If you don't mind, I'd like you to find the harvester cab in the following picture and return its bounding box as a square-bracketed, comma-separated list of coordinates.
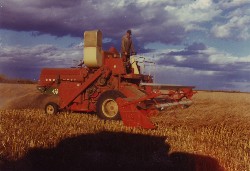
[37, 30, 196, 129]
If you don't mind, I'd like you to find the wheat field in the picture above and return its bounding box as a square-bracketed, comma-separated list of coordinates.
[0, 83, 249, 171]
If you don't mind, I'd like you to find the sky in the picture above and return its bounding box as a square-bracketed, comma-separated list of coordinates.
[0, 0, 250, 92]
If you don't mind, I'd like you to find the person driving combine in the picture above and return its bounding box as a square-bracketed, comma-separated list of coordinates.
[121, 29, 136, 62]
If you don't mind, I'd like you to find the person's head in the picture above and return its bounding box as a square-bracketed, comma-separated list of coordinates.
[126, 30, 132, 37]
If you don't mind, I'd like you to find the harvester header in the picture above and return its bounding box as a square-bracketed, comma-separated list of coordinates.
[37, 30, 196, 129]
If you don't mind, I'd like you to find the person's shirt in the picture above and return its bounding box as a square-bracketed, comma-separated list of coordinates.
[121, 35, 135, 54]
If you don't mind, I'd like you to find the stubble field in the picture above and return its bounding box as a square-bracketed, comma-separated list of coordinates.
[0, 83, 249, 171]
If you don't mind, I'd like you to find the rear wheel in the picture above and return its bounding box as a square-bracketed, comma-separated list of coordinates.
[96, 90, 125, 120]
[45, 102, 59, 115]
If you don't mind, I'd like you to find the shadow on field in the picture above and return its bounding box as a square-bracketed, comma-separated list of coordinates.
[3, 131, 224, 171]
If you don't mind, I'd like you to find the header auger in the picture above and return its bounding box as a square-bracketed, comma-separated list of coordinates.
[37, 30, 196, 129]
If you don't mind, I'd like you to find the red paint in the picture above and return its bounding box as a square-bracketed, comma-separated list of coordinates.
[38, 47, 196, 129]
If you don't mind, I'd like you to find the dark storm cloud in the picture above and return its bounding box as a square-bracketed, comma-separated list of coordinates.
[0, 44, 82, 79]
[154, 42, 250, 91]
[32, 0, 82, 8]
[1, 0, 250, 91]
[157, 42, 250, 72]
[0, 0, 185, 46]
[157, 42, 212, 70]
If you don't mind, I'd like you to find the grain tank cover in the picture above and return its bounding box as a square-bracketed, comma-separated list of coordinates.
[83, 30, 103, 67]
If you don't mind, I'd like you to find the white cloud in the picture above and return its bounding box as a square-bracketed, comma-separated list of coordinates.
[211, 4, 250, 40]
[0, 44, 82, 66]
[164, 0, 221, 31]
[219, 0, 250, 8]
[211, 13, 250, 40]
[201, 46, 250, 65]
[174, 55, 186, 62]
[211, 24, 230, 38]
[193, 70, 217, 76]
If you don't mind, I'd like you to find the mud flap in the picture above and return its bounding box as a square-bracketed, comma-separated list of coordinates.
[116, 97, 155, 129]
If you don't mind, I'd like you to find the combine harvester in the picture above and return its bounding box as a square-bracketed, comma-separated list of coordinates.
[37, 30, 195, 129]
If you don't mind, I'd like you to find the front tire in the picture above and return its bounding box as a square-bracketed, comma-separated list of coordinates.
[45, 102, 59, 115]
[96, 90, 125, 120]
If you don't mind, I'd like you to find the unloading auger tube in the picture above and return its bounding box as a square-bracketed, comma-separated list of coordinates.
[37, 29, 196, 129]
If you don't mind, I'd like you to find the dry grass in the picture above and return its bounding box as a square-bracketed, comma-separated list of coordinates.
[0, 84, 250, 171]
[152, 91, 250, 171]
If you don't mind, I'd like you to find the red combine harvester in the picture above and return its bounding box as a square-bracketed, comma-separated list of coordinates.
[37, 30, 196, 129]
